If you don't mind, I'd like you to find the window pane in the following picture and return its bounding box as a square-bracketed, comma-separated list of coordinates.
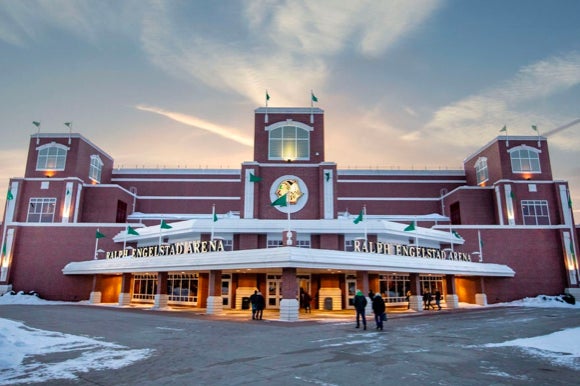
[270, 128, 282, 138]
[269, 140, 281, 158]
[296, 141, 309, 158]
[296, 128, 309, 139]
[282, 126, 296, 139]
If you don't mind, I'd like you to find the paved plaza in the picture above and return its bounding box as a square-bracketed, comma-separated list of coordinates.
[1, 304, 579, 385]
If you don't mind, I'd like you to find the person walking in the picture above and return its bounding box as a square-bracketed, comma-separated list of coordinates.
[249, 290, 258, 320]
[255, 291, 265, 320]
[303, 291, 312, 313]
[354, 290, 367, 330]
[435, 290, 442, 311]
[372, 293, 386, 330]
[406, 290, 412, 310]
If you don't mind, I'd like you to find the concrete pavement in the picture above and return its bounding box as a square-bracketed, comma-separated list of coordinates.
[1, 304, 579, 385]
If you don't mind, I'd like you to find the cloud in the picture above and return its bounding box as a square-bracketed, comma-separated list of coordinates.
[0, 1, 142, 46]
[135, 105, 253, 147]
[139, 1, 443, 104]
[424, 52, 580, 147]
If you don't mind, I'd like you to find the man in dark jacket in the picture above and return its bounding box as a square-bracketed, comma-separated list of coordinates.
[354, 290, 367, 330]
[255, 291, 265, 320]
[372, 293, 386, 330]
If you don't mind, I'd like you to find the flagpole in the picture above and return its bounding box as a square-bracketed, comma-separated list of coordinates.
[363, 205, 368, 241]
[65, 122, 72, 144]
[310, 90, 314, 124]
[449, 229, 454, 252]
[286, 209, 293, 246]
[478, 230, 483, 262]
[500, 125, 508, 147]
[414, 217, 418, 247]
[265, 90, 269, 123]
[33, 121, 41, 144]
[211, 204, 216, 240]
[532, 125, 541, 147]
[123, 224, 128, 253]
[94, 229, 100, 259]
[159, 221, 163, 248]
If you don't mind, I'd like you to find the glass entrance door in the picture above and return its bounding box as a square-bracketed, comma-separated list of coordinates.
[267, 275, 282, 308]
[221, 274, 232, 308]
[345, 274, 357, 309]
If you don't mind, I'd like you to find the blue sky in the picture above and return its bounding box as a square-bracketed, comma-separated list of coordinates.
[1, 0, 580, 214]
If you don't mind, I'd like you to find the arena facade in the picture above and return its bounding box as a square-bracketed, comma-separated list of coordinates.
[1, 106, 578, 321]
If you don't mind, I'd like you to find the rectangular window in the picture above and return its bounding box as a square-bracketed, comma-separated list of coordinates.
[36, 146, 67, 170]
[89, 156, 103, 183]
[475, 157, 488, 185]
[268, 238, 310, 248]
[521, 200, 550, 225]
[27, 198, 56, 223]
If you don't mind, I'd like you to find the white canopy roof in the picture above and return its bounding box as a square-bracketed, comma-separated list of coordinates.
[63, 247, 514, 277]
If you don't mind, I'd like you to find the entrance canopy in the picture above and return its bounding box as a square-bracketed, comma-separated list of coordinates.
[62, 247, 515, 277]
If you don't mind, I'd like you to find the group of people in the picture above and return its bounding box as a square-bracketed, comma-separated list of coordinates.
[354, 290, 387, 331]
[422, 289, 442, 310]
[249, 290, 265, 320]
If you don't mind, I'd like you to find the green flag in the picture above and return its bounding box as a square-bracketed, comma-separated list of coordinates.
[510, 191, 515, 200]
[266, 91, 270, 101]
[65, 122, 72, 128]
[96, 230, 106, 239]
[570, 240, 575, 258]
[452, 230, 461, 239]
[160, 220, 172, 229]
[568, 195, 573, 209]
[249, 173, 262, 182]
[33, 121, 41, 127]
[6, 189, 13, 201]
[271, 194, 288, 207]
[127, 226, 140, 236]
[213, 212, 218, 222]
[531, 125, 538, 132]
[66, 189, 71, 196]
[311, 92, 318, 102]
[2, 243, 6, 256]
[325, 172, 330, 182]
[499, 125, 507, 133]
[353, 210, 363, 224]
[404, 221, 416, 232]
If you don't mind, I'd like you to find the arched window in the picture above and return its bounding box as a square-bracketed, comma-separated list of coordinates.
[267, 121, 312, 161]
[509, 146, 541, 173]
[36, 142, 68, 170]
[89, 155, 103, 183]
[474, 157, 488, 185]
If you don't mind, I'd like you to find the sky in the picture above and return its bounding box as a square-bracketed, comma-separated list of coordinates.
[1, 1, 580, 216]
[0, 293, 579, 383]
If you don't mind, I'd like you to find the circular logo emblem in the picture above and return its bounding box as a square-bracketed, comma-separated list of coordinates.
[270, 175, 308, 213]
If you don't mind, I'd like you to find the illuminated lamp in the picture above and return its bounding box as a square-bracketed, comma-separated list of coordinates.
[44, 171, 55, 178]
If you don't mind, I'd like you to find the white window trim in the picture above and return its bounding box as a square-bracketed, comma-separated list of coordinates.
[89, 154, 104, 183]
[474, 157, 488, 185]
[35, 142, 70, 171]
[508, 145, 542, 174]
[266, 120, 313, 161]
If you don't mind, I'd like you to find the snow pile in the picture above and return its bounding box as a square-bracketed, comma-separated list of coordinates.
[497, 294, 577, 308]
[0, 291, 61, 305]
[485, 327, 580, 370]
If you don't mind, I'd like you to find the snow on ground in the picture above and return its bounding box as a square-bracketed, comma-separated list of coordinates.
[0, 292, 153, 385]
[0, 291, 579, 383]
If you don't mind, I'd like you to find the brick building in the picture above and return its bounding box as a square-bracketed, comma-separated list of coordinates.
[1, 106, 578, 321]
